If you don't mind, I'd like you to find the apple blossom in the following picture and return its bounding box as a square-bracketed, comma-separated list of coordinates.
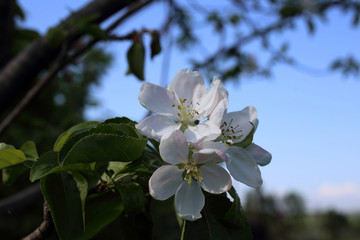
[149, 130, 232, 221]
[136, 69, 228, 143]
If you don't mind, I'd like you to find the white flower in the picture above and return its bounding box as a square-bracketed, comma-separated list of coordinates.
[149, 130, 232, 221]
[194, 106, 271, 188]
[136, 69, 228, 143]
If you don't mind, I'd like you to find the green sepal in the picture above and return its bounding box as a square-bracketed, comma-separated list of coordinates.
[232, 122, 255, 148]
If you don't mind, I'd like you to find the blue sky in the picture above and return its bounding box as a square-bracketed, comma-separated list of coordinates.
[18, 0, 360, 212]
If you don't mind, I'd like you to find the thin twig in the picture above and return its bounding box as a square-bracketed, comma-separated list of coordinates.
[0, 0, 153, 136]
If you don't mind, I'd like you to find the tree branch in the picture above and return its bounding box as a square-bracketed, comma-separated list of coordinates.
[0, 0, 153, 135]
[0, 0, 141, 112]
[22, 200, 53, 240]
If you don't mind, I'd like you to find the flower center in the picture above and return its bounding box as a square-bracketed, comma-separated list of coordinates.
[183, 159, 202, 186]
[172, 98, 200, 126]
[220, 118, 243, 141]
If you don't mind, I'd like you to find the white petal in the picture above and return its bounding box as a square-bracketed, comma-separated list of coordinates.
[199, 164, 232, 194]
[136, 115, 180, 139]
[192, 149, 225, 164]
[168, 69, 206, 103]
[209, 98, 228, 127]
[245, 143, 272, 166]
[221, 106, 258, 143]
[138, 82, 178, 118]
[226, 146, 262, 188]
[149, 165, 184, 200]
[198, 77, 228, 119]
[175, 181, 204, 221]
[160, 130, 188, 164]
[184, 120, 221, 143]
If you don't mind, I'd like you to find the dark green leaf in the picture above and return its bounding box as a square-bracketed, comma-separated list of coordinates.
[53, 121, 100, 152]
[63, 134, 147, 165]
[58, 124, 121, 163]
[30, 151, 59, 182]
[2, 164, 27, 186]
[184, 190, 252, 240]
[71, 171, 88, 229]
[77, 192, 124, 240]
[127, 42, 145, 80]
[116, 182, 145, 213]
[41, 172, 84, 240]
[103, 117, 137, 125]
[224, 187, 253, 238]
[20, 141, 38, 160]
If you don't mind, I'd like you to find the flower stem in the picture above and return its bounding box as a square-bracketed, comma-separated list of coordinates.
[181, 220, 186, 240]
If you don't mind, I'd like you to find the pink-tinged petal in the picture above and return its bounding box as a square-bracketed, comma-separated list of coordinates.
[149, 165, 184, 200]
[136, 115, 180, 139]
[175, 181, 204, 221]
[199, 164, 232, 194]
[245, 143, 272, 166]
[220, 106, 258, 143]
[192, 141, 229, 162]
[198, 77, 228, 119]
[226, 146, 262, 188]
[160, 130, 188, 164]
[184, 120, 221, 143]
[192, 149, 225, 164]
[168, 69, 206, 103]
[138, 82, 178, 118]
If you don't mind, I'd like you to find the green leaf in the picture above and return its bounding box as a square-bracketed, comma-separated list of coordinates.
[127, 42, 145, 80]
[224, 187, 253, 238]
[71, 171, 88, 230]
[20, 141, 38, 160]
[2, 164, 28, 186]
[53, 121, 100, 152]
[184, 190, 252, 240]
[116, 182, 144, 213]
[30, 151, 59, 182]
[58, 124, 121, 163]
[63, 134, 147, 166]
[78, 192, 124, 240]
[103, 117, 137, 125]
[41, 172, 84, 240]
[0, 147, 26, 169]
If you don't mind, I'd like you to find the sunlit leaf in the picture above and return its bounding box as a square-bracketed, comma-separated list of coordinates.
[20, 141, 38, 160]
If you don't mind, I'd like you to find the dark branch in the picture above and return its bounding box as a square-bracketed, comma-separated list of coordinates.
[22, 201, 53, 240]
[0, 0, 153, 135]
[0, 0, 137, 112]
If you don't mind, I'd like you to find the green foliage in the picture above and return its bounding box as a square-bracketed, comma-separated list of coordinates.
[127, 41, 146, 80]
[184, 187, 252, 240]
[0, 143, 26, 169]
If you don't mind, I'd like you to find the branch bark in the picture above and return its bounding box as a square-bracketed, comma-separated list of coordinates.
[22, 200, 53, 240]
[0, 0, 136, 112]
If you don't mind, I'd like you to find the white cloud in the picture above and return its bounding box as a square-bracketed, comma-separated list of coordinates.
[318, 182, 360, 198]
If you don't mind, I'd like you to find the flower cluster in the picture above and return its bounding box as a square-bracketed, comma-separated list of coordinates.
[136, 69, 271, 221]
